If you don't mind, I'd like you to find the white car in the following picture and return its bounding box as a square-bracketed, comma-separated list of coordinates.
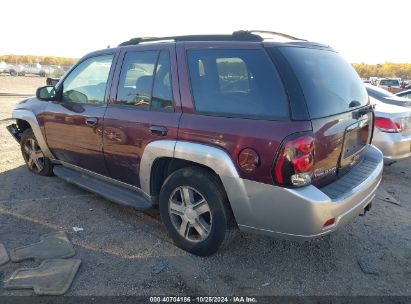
[371, 96, 411, 162]
[0, 61, 11, 74]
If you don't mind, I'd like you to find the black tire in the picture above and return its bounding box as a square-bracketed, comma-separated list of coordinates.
[20, 129, 54, 176]
[159, 166, 236, 256]
[10, 70, 17, 76]
[39, 71, 46, 77]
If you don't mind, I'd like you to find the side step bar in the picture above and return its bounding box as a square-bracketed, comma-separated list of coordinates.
[53, 165, 153, 210]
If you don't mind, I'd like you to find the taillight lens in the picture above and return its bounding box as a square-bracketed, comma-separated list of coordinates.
[374, 117, 401, 133]
[274, 133, 315, 187]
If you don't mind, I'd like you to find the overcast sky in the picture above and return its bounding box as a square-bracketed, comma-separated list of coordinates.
[2, 0, 410, 63]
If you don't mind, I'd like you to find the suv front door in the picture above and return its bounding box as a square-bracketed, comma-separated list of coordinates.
[103, 45, 181, 188]
[43, 53, 116, 175]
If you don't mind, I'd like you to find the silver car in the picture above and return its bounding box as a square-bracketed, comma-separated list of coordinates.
[371, 96, 411, 162]
[366, 83, 411, 108]
[396, 89, 411, 99]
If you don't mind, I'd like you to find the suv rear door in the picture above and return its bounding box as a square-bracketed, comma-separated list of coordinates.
[176, 42, 312, 185]
[103, 44, 181, 187]
[43, 52, 117, 175]
[269, 46, 372, 187]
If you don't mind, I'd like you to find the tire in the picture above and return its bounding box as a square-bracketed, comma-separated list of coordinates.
[39, 71, 46, 77]
[20, 129, 54, 176]
[159, 166, 236, 256]
[10, 70, 17, 76]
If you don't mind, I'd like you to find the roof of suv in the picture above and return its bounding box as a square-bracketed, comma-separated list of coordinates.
[117, 30, 332, 50]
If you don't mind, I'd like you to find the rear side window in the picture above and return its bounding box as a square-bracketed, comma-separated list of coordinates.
[116, 50, 173, 111]
[187, 49, 288, 119]
[276, 47, 368, 119]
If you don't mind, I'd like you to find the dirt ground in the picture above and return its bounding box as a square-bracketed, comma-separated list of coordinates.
[0, 75, 410, 297]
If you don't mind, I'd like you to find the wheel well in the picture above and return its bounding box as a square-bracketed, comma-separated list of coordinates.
[150, 157, 226, 203]
[16, 119, 31, 133]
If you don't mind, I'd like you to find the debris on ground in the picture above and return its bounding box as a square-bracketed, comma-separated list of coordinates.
[10, 231, 75, 262]
[0, 243, 9, 266]
[5, 259, 81, 295]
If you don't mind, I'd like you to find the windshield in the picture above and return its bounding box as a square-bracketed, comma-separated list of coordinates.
[276, 47, 368, 118]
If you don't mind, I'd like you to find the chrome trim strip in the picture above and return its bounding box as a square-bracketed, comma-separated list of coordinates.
[11, 109, 55, 159]
[55, 160, 152, 201]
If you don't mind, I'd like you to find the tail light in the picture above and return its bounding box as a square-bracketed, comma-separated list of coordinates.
[374, 117, 401, 133]
[273, 133, 315, 187]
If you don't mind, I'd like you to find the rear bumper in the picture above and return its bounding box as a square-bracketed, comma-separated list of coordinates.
[227, 145, 383, 240]
[372, 129, 411, 161]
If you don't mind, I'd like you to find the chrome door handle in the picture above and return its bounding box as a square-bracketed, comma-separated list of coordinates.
[149, 125, 168, 136]
[85, 117, 98, 126]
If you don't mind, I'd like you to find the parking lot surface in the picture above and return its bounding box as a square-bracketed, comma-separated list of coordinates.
[0, 76, 410, 296]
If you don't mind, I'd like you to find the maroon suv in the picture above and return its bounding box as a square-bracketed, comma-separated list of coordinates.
[7, 31, 383, 256]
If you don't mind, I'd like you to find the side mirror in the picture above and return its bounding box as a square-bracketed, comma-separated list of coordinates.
[36, 86, 57, 101]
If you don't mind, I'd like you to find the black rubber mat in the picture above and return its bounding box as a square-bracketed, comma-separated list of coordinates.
[0, 243, 9, 266]
[5, 259, 81, 295]
[10, 231, 75, 262]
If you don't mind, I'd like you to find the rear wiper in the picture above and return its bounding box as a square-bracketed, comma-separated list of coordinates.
[352, 104, 375, 119]
[349, 100, 361, 108]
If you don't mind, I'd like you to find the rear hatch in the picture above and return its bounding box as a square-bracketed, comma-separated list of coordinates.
[274, 46, 372, 187]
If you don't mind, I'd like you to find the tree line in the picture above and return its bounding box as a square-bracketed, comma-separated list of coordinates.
[0, 55, 78, 67]
[2, 55, 411, 80]
[352, 63, 411, 80]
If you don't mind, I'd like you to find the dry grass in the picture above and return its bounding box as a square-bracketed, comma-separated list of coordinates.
[0, 75, 46, 95]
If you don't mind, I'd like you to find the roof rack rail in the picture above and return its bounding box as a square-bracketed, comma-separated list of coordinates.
[118, 30, 303, 46]
[246, 30, 307, 41]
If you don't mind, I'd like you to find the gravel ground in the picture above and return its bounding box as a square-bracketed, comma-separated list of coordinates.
[0, 75, 410, 296]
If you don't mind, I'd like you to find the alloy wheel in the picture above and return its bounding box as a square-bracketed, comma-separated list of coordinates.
[22, 138, 45, 173]
[168, 186, 212, 242]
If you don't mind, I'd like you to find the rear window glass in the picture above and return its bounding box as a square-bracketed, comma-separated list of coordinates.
[187, 49, 289, 120]
[379, 79, 400, 87]
[277, 47, 368, 118]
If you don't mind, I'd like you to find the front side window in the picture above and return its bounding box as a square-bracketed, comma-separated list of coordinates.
[116, 50, 173, 111]
[62, 55, 114, 104]
[151, 51, 173, 111]
[187, 49, 289, 119]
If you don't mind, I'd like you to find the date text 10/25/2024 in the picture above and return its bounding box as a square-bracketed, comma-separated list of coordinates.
[149, 296, 257, 303]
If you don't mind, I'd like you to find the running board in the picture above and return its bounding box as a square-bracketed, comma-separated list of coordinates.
[53, 165, 153, 210]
